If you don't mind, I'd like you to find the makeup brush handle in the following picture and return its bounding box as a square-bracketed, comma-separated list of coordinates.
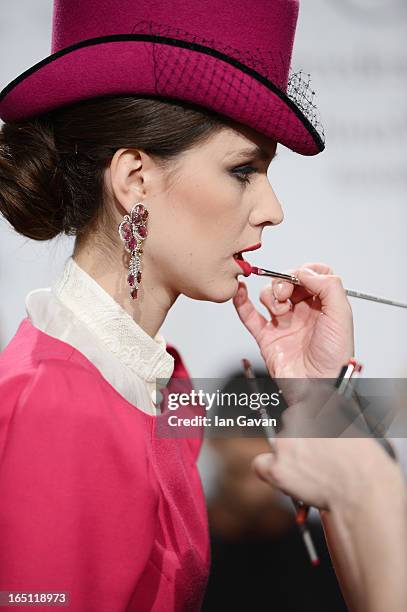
[256, 268, 407, 309]
[345, 289, 407, 309]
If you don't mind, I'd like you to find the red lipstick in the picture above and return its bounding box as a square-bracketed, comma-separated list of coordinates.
[234, 259, 252, 276]
[233, 242, 261, 276]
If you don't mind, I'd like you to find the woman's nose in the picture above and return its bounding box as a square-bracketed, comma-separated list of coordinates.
[249, 183, 284, 227]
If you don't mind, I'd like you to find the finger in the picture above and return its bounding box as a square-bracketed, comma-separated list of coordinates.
[251, 452, 277, 484]
[259, 283, 293, 317]
[272, 279, 294, 302]
[288, 284, 320, 307]
[300, 262, 334, 275]
[296, 268, 349, 314]
[269, 275, 318, 307]
[273, 264, 335, 307]
[232, 281, 269, 340]
[271, 263, 333, 303]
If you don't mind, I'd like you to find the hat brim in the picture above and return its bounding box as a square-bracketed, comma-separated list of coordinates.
[0, 35, 324, 156]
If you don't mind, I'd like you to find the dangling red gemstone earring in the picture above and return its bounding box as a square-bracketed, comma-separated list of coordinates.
[118, 202, 149, 299]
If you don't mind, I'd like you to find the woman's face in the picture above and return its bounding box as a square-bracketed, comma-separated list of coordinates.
[109, 123, 283, 304]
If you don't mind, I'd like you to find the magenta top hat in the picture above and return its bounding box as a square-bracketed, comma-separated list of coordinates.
[0, 0, 325, 156]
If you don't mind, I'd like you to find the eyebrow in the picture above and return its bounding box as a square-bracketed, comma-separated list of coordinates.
[230, 144, 278, 163]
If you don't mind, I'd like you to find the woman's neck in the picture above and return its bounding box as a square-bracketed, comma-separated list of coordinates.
[72, 245, 176, 340]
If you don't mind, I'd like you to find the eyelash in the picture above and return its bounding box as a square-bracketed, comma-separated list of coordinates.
[231, 164, 258, 185]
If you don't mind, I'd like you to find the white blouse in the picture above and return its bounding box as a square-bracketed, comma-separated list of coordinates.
[24, 256, 175, 416]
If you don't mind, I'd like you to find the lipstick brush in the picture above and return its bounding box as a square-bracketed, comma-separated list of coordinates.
[249, 265, 407, 310]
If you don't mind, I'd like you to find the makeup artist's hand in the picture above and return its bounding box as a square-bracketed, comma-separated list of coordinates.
[251, 437, 399, 510]
[232, 263, 354, 382]
[253, 438, 407, 612]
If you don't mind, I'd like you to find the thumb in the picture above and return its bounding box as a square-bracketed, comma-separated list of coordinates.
[232, 281, 268, 340]
[252, 452, 276, 483]
[296, 267, 348, 314]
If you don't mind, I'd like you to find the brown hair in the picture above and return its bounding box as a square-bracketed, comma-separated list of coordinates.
[0, 96, 225, 242]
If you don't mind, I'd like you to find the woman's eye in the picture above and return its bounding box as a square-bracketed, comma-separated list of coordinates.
[230, 165, 258, 185]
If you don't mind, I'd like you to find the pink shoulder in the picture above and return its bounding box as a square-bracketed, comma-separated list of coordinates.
[0, 357, 150, 455]
[0, 358, 155, 500]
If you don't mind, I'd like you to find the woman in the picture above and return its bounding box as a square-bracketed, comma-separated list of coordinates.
[0, 1, 353, 610]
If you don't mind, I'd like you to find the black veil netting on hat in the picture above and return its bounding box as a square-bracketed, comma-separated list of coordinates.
[131, 20, 325, 150]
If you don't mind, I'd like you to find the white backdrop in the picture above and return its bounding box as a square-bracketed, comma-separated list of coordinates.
[1, 0, 406, 377]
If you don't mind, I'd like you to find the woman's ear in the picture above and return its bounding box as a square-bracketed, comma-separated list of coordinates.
[107, 148, 145, 215]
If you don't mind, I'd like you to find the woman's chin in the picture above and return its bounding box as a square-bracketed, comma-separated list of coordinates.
[217, 276, 242, 301]
[183, 277, 239, 303]
[209, 278, 240, 303]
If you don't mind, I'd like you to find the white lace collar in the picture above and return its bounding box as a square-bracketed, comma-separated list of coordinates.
[49, 256, 175, 383]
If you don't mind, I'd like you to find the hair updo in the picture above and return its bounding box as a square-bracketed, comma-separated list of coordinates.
[0, 97, 225, 242]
